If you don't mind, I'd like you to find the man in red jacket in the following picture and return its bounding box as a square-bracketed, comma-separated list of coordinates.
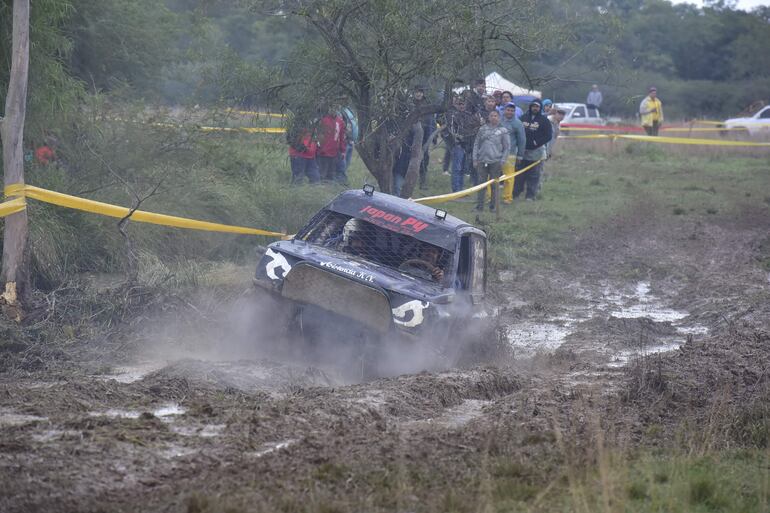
[287, 124, 320, 185]
[317, 109, 347, 183]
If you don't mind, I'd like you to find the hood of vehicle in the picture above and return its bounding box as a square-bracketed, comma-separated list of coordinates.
[256, 240, 449, 302]
[725, 117, 754, 125]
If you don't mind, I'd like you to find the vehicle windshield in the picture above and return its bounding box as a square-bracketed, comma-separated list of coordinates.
[299, 210, 453, 284]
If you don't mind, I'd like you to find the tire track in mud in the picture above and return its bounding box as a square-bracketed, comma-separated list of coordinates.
[2, 206, 769, 512]
[0, 366, 523, 512]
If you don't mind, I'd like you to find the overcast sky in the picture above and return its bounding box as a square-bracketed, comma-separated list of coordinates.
[671, 0, 769, 9]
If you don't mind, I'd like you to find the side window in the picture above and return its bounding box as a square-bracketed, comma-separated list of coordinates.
[759, 108, 770, 119]
[457, 236, 470, 290]
[469, 234, 486, 301]
[573, 106, 586, 118]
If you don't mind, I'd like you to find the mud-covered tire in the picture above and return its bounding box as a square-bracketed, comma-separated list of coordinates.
[234, 286, 297, 357]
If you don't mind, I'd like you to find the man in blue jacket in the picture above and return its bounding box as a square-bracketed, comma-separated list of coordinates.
[515, 99, 552, 201]
[500, 102, 526, 203]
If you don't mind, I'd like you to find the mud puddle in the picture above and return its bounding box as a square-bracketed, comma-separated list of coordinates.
[0, 410, 48, 427]
[503, 280, 707, 366]
[401, 399, 491, 430]
[89, 403, 186, 420]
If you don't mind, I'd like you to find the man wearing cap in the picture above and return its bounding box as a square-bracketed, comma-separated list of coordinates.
[639, 87, 664, 136]
[586, 84, 603, 109]
[442, 98, 476, 192]
[472, 110, 509, 211]
[542, 99, 553, 117]
[516, 99, 552, 201]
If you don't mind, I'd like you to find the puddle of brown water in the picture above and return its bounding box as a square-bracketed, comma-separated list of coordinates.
[503, 280, 707, 367]
[171, 424, 226, 438]
[89, 403, 186, 420]
[246, 439, 298, 458]
[0, 410, 48, 427]
[402, 399, 490, 430]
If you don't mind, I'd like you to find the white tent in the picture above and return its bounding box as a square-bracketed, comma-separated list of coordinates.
[483, 72, 541, 98]
[453, 71, 541, 98]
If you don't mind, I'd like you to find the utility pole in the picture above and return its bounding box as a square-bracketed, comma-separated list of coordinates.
[1, 0, 31, 321]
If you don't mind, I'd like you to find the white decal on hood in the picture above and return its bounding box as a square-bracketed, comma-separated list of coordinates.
[265, 248, 291, 281]
[392, 300, 429, 328]
[319, 261, 374, 283]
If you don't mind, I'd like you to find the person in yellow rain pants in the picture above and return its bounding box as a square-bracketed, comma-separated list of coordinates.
[487, 102, 526, 203]
[639, 86, 664, 136]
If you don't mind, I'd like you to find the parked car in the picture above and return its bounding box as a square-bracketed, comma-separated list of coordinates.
[252, 186, 490, 374]
[723, 105, 770, 136]
[554, 102, 606, 127]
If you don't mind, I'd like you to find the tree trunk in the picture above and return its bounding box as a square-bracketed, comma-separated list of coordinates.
[399, 122, 424, 199]
[1, 0, 31, 321]
[357, 129, 395, 194]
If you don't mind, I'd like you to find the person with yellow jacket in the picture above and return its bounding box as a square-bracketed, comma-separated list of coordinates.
[639, 87, 664, 136]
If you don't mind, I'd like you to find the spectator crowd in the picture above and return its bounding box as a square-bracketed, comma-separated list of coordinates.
[286, 79, 662, 207]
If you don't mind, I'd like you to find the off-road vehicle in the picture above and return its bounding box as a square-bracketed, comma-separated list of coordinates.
[253, 186, 489, 372]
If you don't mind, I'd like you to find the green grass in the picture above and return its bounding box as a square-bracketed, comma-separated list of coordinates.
[14, 111, 769, 293]
[409, 143, 769, 270]
[560, 450, 770, 513]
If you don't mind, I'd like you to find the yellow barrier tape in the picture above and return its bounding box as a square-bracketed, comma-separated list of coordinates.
[199, 126, 286, 134]
[414, 160, 541, 205]
[225, 108, 285, 118]
[4, 184, 286, 237]
[562, 126, 739, 132]
[560, 134, 770, 147]
[616, 134, 770, 147]
[660, 127, 737, 132]
[0, 197, 27, 218]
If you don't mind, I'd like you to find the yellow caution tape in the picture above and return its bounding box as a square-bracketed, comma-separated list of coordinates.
[414, 160, 541, 205]
[559, 134, 613, 140]
[0, 197, 27, 218]
[562, 126, 742, 132]
[559, 134, 770, 147]
[4, 184, 286, 237]
[199, 126, 286, 134]
[225, 108, 285, 118]
[660, 127, 739, 133]
[616, 134, 770, 146]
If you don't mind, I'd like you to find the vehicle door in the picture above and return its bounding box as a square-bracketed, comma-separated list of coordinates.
[570, 105, 588, 124]
[455, 233, 486, 304]
[586, 106, 601, 123]
[758, 106, 770, 133]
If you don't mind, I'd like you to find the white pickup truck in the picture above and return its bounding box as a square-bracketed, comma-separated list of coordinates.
[724, 105, 770, 136]
[554, 102, 606, 126]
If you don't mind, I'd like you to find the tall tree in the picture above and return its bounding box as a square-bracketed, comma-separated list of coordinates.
[247, 0, 550, 194]
[1, 0, 31, 319]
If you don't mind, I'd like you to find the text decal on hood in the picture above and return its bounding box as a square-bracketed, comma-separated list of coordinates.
[360, 205, 430, 234]
[319, 261, 375, 283]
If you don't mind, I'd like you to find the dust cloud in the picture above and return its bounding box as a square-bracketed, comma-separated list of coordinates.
[107, 286, 504, 388]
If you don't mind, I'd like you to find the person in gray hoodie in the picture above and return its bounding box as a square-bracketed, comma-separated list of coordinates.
[472, 110, 509, 211]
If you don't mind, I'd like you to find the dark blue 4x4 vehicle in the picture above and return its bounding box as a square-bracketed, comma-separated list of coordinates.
[253, 187, 489, 373]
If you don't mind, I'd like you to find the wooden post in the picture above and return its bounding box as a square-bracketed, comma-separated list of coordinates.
[1, 0, 31, 320]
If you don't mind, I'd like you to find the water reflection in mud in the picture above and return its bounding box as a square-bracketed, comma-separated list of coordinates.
[503, 279, 708, 367]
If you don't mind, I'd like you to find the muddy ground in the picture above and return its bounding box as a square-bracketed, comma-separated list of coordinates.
[1, 205, 769, 512]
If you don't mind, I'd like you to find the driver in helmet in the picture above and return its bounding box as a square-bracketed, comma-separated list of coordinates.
[399, 244, 445, 282]
[345, 232, 366, 257]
